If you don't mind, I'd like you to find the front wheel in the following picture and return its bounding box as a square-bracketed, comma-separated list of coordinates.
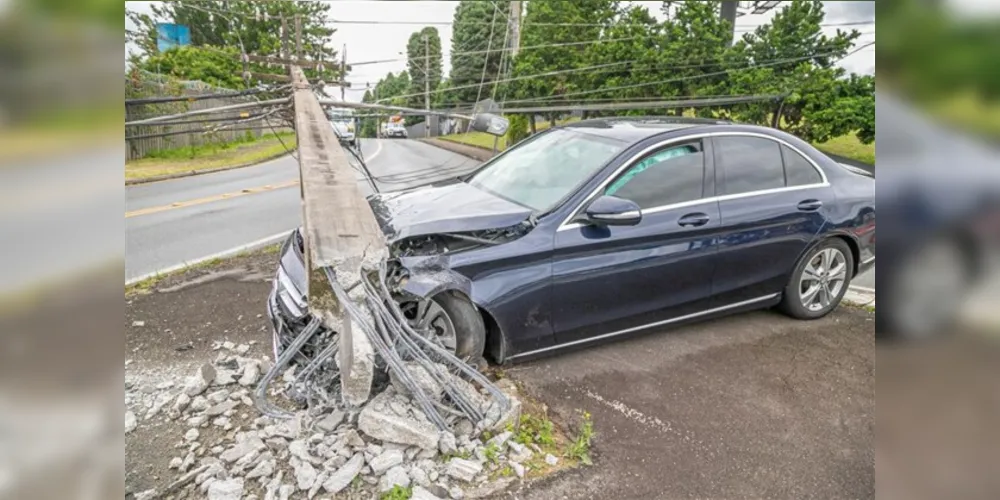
[779, 239, 854, 320]
[400, 292, 486, 362]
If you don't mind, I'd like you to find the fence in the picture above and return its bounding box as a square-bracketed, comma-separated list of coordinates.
[125, 75, 290, 161]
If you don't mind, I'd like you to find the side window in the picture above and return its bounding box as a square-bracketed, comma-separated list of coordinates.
[781, 144, 823, 186]
[605, 142, 705, 210]
[716, 137, 785, 195]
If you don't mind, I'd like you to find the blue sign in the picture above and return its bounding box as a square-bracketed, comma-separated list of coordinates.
[157, 23, 192, 53]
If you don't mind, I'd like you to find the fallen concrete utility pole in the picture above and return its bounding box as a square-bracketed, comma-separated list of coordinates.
[254, 67, 513, 434]
[289, 65, 383, 406]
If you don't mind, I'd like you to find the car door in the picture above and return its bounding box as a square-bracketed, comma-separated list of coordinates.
[551, 138, 722, 345]
[711, 134, 833, 306]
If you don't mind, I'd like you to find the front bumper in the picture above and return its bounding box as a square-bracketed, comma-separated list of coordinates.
[266, 230, 324, 359]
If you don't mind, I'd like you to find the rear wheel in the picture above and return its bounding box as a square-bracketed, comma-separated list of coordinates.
[780, 239, 854, 319]
[401, 292, 486, 362]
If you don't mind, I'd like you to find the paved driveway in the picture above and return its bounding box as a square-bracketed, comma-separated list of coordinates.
[503, 307, 875, 499]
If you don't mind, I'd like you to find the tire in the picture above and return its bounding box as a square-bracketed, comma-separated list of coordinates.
[433, 292, 487, 362]
[878, 237, 968, 339]
[779, 239, 855, 320]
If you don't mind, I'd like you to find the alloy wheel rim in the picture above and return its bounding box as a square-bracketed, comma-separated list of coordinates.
[799, 248, 848, 312]
[403, 299, 458, 353]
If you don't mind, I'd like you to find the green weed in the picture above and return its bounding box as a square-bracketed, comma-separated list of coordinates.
[566, 411, 595, 466]
[380, 485, 412, 500]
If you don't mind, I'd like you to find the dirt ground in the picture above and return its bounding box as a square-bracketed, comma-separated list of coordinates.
[125, 251, 876, 499]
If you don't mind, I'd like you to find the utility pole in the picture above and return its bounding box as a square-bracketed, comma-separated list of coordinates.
[423, 34, 431, 137]
[509, 1, 522, 58]
[721, 1, 739, 46]
[295, 14, 303, 61]
[281, 16, 289, 60]
[341, 44, 347, 102]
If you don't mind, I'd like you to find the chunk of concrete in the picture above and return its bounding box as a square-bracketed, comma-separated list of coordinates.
[207, 478, 243, 500]
[390, 362, 444, 400]
[219, 435, 265, 463]
[358, 392, 439, 450]
[336, 317, 374, 407]
[125, 411, 137, 434]
[315, 411, 345, 433]
[322, 454, 364, 495]
[379, 466, 411, 492]
[411, 485, 445, 500]
[445, 458, 482, 483]
[368, 449, 404, 476]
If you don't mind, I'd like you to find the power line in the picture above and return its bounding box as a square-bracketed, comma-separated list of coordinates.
[348, 35, 650, 67]
[326, 17, 874, 28]
[506, 44, 875, 105]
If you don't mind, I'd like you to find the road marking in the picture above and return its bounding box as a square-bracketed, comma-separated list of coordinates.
[125, 231, 292, 286]
[366, 139, 384, 163]
[125, 180, 300, 218]
[126, 142, 384, 220]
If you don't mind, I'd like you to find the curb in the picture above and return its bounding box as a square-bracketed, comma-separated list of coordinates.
[125, 152, 292, 186]
[126, 231, 290, 286]
[419, 138, 496, 162]
[843, 286, 875, 308]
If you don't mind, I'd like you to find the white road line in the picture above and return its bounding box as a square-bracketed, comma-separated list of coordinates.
[850, 285, 875, 294]
[366, 139, 384, 163]
[125, 231, 291, 286]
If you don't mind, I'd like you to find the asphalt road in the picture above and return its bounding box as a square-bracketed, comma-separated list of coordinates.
[125, 138, 874, 289]
[125, 139, 479, 281]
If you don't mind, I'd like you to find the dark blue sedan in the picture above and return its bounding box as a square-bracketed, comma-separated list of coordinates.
[269, 118, 875, 364]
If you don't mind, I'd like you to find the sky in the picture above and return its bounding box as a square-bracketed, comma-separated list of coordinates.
[125, 1, 877, 102]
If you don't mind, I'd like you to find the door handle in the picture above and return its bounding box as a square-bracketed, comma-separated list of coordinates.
[797, 199, 823, 212]
[678, 212, 711, 227]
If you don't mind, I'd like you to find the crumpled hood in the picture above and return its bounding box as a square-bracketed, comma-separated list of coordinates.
[368, 180, 533, 243]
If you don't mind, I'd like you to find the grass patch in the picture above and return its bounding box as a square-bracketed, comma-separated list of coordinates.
[380, 485, 412, 500]
[125, 243, 280, 297]
[813, 133, 875, 165]
[565, 411, 595, 465]
[125, 131, 296, 181]
[438, 117, 579, 153]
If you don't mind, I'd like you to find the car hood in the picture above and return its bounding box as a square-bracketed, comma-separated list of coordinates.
[368, 180, 533, 243]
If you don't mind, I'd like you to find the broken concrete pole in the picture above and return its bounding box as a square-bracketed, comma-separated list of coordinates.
[358, 392, 440, 450]
[335, 316, 375, 407]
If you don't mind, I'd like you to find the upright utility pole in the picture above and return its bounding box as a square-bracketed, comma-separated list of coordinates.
[295, 14, 303, 60]
[341, 44, 347, 101]
[509, 1, 522, 57]
[423, 35, 431, 137]
[281, 16, 289, 60]
[721, 1, 739, 46]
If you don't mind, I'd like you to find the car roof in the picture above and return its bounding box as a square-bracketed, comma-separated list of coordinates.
[563, 116, 733, 143]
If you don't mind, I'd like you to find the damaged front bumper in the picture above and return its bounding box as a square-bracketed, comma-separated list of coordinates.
[266, 230, 322, 360]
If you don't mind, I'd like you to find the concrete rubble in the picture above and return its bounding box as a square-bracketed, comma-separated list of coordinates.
[126, 339, 527, 499]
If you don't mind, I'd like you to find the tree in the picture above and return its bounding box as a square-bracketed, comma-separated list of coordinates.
[448, 1, 512, 107]
[127, 1, 342, 87]
[506, 0, 617, 127]
[139, 45, 245, 90]
[718, 0, 867, 143]
[405, 27, 444, 123]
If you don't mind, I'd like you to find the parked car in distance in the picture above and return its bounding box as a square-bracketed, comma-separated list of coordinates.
[385, 122, 407, 139]
[330, 120, 356, 148]
[268, 118, 875, 364]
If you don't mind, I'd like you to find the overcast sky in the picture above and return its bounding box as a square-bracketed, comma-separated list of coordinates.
[125, 1, 877, 102]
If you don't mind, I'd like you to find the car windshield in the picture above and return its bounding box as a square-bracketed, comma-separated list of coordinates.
[467, 129, 626, 212]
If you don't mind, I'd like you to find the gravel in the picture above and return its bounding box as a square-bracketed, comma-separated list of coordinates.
[126, 335, 525, 500]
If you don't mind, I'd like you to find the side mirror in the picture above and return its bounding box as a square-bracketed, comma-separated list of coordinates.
[583, 195, 642, 226]
[470, 113, 509, 137]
